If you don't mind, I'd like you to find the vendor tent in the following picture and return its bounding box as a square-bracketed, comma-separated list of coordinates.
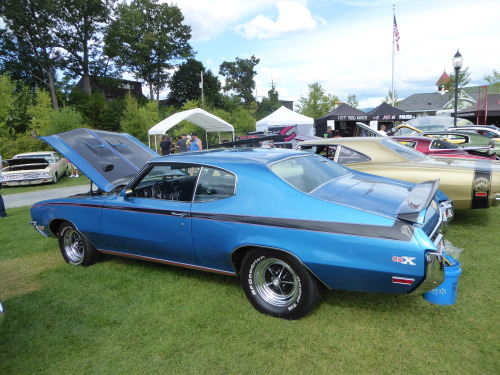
[367, 102, 414, 121]
[315, 103, 368, 137]
[148, 108, 234, 150]
[256, 106, 314, 136]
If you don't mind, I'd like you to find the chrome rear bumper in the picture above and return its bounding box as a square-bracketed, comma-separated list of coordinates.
[410, 234, 445, 295]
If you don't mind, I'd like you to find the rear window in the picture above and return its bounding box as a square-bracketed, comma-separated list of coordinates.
[381, 139, 425, 160]
[270, 155, 348, 193]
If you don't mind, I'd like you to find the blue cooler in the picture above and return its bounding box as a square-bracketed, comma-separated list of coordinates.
[423, 257, 461, 305]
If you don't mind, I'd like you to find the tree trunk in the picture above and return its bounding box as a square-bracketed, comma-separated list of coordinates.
[81, 74, 92, 95]
[47, 69, 59, 110]
[149, 83, 154, 100]
[82, 43, 91, 95]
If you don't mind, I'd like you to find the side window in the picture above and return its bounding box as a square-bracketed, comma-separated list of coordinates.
[132, 164, 200, 201]
[194, 167, 236, 202]
[337, 146, 371, 164]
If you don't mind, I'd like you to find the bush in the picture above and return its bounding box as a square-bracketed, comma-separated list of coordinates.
[0, 135, 48, 159]
[47, 107, 84, 135]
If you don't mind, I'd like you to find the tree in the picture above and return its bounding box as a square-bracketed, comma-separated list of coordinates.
[46, 107, 84, 135]
[347, 94, 358, 108]
[0, 0, 61, 109]
[55, 0, 114, 95]
[296, 82, 340, 119]
[484, 69, 500, 84]
[120, 93, 159, 142]
[383, 90, 399, 105]
[444, 67, 471, 91]
[0, 74, 15, 138]
[219, 55, 260, 107]
[105, 0, 193, 100]
[28, 90, 52, 136]
[256, 85, 281, 120]
[168, 59, 222, 108]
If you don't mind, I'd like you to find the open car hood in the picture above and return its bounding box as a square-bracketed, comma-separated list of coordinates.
[41, 129, 159, 192]
[4, 158, 49, 167]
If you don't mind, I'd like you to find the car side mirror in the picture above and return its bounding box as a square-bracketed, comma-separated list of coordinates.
[121, 189, 133, 198]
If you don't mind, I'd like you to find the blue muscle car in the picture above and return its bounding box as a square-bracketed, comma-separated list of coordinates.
[30, 129, 454, 319]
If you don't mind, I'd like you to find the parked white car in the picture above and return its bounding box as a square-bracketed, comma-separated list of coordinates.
[2, 151, 69, 186]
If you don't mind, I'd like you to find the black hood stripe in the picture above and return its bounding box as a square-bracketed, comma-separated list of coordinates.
[37, 201, 415, 242]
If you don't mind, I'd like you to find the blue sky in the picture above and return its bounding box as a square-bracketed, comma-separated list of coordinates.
[165, 0, 499, 109]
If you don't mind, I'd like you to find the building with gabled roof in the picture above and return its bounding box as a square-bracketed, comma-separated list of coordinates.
[436, 71, 450, 92]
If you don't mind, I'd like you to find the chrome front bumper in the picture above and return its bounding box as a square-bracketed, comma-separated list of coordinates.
[30, 220, 49, 237]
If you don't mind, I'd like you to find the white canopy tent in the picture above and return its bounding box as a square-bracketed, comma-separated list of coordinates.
[148, 108, 235, 151]
[256, 106, 314, 136]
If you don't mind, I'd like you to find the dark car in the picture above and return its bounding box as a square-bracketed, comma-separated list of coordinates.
[392, 136, 496, 159]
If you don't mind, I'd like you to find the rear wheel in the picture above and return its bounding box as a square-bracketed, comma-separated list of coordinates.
[58, 222, 100, 266]
[241, 249, 319, 319]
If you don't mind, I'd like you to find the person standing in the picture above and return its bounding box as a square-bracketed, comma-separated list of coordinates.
[176, 134, 189, 152]
[189, 132, 203, 151]
[378, 125, 387, 136]
[160, 135, 172, 155]
[0, 155, 7, 218]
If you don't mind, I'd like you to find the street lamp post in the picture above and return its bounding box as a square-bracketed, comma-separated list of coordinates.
[452, 49, 463, 126]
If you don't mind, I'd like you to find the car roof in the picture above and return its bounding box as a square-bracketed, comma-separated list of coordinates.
[297, 137, 419, 164]
[152, 147, 303, 166]
[41, 129, 307, 192]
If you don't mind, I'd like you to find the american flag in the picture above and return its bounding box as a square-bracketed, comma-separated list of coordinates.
[393, 15, 400, 51]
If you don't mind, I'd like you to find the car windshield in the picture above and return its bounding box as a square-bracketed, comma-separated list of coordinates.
[270, 155, 348, 193]
[381, 139, 425, 160]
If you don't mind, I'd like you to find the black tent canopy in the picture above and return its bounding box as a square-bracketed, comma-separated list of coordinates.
[315, 103, 369, 136]
[367, 102, 414, 121]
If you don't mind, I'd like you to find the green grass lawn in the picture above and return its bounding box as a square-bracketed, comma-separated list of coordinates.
[0, 206, 498, 374]
[2, 174, 90, 195]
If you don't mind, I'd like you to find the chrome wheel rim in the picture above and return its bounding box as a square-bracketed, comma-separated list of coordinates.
[253, 258, 299, 307]
[62, 228, 84, 264]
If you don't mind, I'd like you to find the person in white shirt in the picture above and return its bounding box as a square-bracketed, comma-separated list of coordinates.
[378, 125, 387, 136]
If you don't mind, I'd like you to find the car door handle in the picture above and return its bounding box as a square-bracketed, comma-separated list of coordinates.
[171, 212, 188, 218]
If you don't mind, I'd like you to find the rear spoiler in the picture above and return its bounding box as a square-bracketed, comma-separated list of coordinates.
[397, 179, 440, 224]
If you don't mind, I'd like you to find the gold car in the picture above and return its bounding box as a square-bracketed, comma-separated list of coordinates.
[296, 137, 500, 210]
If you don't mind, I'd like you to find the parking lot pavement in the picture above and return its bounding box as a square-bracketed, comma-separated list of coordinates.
[4, 185, 90, 208]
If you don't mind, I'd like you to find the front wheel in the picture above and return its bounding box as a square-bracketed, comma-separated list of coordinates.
[52, 173, 58, 184]
[240, 249, 319, 320]
[58, 222, 100, 266]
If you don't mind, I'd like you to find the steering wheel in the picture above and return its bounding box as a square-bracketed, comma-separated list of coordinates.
[152, 180, 178, 200]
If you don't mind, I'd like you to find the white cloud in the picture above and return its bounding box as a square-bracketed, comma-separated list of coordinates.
[236, 1, 323, 39]
[169, 0, 242, 42]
